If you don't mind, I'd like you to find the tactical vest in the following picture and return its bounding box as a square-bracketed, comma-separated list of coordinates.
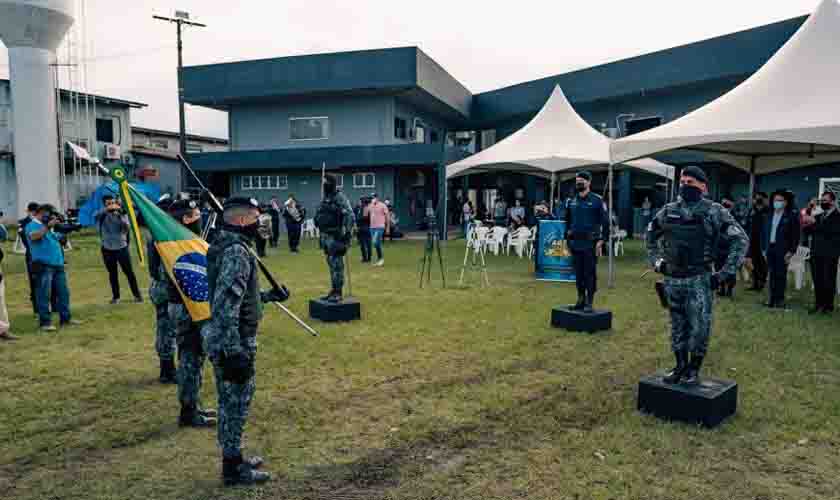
[661, 201, 715, 278]
[315, 197, 343, 236]
[206, 234, 260, 339]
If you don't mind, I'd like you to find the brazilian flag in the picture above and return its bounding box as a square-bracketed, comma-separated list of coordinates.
[111, 167, 210, 322]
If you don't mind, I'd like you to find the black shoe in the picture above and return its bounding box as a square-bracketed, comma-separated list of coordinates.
[223, 456, 271, 486]
[159, 359, 177, 384]
[583, 292, 594, 313]
[663, 351, 689, 384]
[683, 354, 705, 385]
[179, 405, 217, 428]
[321, 290, 335, 301]
[328, 291, 343, 303]
[764, 301, 776, 308]
[199, 407, 218, 419]
[571, 292, 585, 311]
[133, 296, 144, 304]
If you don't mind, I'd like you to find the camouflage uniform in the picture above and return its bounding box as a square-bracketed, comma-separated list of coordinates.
[317, 192, 355, 294]
[170, 302, 207, 411]
[204, 229, 262, 459]
[647, 198, 749, 356]
[148, 240, 176, 362]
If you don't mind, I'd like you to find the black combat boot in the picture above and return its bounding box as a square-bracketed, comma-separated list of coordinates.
[663, 350, 689, 384]
[683, 354, 705, 385]
[199, 407, 218, 419]
[571, 291, 585, 311]
[321, 289, 335, 301]
[159, 359, 177, 384]
[583, 291, 594, 313]
[222, 455, 271, 486]
[179, 405, 217, 428]
[328, 288, 343, 303]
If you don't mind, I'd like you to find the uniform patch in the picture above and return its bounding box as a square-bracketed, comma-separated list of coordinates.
[173, 252, 209, 303]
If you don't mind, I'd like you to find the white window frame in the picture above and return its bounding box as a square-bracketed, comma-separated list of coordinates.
[289, 116, 330, 141]
[335, 174, 344, 188]
[241, 175, 288, 191]
[353, 172, 375, 189]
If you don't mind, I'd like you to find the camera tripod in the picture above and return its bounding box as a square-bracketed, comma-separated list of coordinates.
[419, 227, 446, 288]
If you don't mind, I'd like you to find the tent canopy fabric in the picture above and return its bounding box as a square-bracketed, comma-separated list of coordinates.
[611, 0, 840, 175]
[446, 86, 675, 180]
[78, 181, 161, 227]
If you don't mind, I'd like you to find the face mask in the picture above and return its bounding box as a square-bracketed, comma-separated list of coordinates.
[773, 201, 785, 210]
[821, 202, 832, 211]
[575, 183, 587, 192]
[679, 185, 703, 203]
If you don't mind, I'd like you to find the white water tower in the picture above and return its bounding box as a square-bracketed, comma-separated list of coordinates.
[0, 0, 75, 216]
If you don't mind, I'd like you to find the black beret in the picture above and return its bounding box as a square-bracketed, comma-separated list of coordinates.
[681, 166, 708, 184]
[576, 171, 592, 182]
[223, 196, 260, 211]
[169, 199, 198, 215]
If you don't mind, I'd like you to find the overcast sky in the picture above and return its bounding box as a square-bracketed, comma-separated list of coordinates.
[0, 0, 821, 139]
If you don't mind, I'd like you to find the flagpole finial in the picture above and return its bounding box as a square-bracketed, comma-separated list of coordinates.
[111, 167, 128, 184]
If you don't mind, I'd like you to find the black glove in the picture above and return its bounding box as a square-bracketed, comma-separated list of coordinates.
[261, 285, 290, 304]
[222, 352, 254, 384]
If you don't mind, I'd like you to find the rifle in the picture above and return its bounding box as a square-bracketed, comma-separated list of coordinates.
[178, 154, 319, 337]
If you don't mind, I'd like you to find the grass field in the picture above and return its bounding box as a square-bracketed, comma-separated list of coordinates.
[1, 232, 838, 500]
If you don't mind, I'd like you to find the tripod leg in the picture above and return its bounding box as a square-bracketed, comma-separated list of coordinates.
[437, 238, 446, 288]
[460, 241, 470, 285]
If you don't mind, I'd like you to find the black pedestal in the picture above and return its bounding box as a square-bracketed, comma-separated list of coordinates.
[637, 373, 738, 428]
[551, 307, 612, 333]
[309, 298, 361, 322]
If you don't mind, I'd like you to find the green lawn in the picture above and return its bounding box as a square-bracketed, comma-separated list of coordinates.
[1, 233, 838, 500]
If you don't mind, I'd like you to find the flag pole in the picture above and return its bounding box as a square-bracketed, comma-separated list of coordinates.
[176, 153, 318, 337]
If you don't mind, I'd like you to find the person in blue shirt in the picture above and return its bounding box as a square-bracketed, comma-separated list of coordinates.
[25, 204, 80, 332]
[760, 190, 800, 309]
[563, 171, 610, 312]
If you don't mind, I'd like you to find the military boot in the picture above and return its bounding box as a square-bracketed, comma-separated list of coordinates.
[199, 407, 218, 419]
[663, 350, 689, 384]
[222, 455, 271, 486]
[583, 291, 595, 313]
[159, 359, 177, 384]
[321, 289, 336, 301]
[328, 288, 343, 303]
[179, 405, 217, 428]
[683, 354, 705, 385]
[571, 291, 586, 311]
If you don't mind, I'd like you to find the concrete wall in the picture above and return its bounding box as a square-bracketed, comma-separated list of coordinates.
[0, 157, 14, 222]
[230, 95, 393, 151]
[393, 98, 449, 146]
[58, 97, 133, 159]
[131, 130, 228, 153]
[132, 154, 182, 198]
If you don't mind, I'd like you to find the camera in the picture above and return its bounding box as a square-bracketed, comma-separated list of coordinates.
[48, 211, 82, 234]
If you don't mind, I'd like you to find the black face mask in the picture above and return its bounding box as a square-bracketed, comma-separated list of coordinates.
[222, 222, 259, 241]
[575, 183, 587, 193]
[680, 185, 703, 203]
[821, 202, 833, 211]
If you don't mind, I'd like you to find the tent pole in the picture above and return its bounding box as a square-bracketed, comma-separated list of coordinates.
[550, 172, 556, 214]
[608, 164, 615, 289]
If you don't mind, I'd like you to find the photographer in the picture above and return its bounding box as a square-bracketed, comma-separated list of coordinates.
[96, 195, 143, 304]
[25, 204, 81, 332]
[18, 201, 41, 314]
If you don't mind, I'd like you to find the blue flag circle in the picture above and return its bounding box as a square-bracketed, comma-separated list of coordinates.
[173, 252, 209, 303]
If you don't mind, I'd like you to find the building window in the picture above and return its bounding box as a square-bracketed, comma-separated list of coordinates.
[480, 129, 497, 149]
[242, 175, 288, 190]
[151, 139, 169, 150]
[335, 174, 344, 188]
[624, 116, 663, 136]
[430, 130, 439, 143]
[413, 121, 426, 143]
[185, 142, 203, 153]
[353, 173, 375, 189]
[96, 118, 114, 143]
[394, 117, 407, 140]
[290, 117, 329, 141]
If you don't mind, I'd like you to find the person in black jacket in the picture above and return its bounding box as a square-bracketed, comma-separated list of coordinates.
[804, 191, 840, 314]
[354, 196, 372, 262]
[761, 190, 800, 309]
[745, 192, 769, 291]
[18, 201, 41, 314]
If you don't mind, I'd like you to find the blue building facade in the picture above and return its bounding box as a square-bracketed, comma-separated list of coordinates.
[183, 14, 836, 235]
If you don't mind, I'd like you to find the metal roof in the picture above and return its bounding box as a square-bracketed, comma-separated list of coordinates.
[1, 80, 148, 109]
[131, 126, 228, 144]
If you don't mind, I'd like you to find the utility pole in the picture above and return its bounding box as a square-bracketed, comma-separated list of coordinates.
[153, 11, 206, 191]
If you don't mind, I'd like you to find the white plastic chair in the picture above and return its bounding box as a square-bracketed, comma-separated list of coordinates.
[506, 227, 529, 258]
[486, 227, 508, 256]
[472, 226, 490, 255]
[788, 245, 810, 290]
[526, 227, 537, 259]
[303, 218, 318, 239]
[613, 229, 628, 257]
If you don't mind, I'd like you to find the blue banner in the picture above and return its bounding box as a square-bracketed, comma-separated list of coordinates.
[535, 220, 575, 282]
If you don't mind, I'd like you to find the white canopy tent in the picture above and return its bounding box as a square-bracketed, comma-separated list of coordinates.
[611, 0, 840, 194]
[446, 85, 676, 286]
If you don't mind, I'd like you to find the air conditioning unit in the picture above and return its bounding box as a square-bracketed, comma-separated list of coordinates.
[104, 143, 121, 160]
[121, 153, 134, 165]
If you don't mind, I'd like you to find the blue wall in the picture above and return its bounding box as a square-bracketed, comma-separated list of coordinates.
[758, 163, 840, 207]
